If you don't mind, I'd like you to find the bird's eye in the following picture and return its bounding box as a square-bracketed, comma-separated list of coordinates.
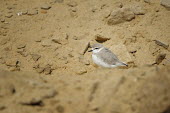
[95, 47, 99, 49]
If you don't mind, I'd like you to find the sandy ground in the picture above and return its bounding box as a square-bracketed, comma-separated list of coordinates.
[0, 0, 170, 113]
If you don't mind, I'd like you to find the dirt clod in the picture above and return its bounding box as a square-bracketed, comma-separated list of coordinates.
[95, 34, 110, 43]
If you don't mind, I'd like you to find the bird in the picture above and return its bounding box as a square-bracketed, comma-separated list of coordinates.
[88, 43, 128, 68]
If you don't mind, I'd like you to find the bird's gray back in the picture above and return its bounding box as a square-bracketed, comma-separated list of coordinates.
[96, 48, 120, 65]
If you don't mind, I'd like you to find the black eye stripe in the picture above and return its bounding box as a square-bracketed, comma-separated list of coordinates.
[95, 47, 99, 49]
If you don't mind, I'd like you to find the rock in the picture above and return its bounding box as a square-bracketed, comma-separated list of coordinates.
[76, 67, 87, 75]
[67, 1, 77, 7]
[31, 54, 41, 61]
[27, 9, 38, 15]
[144, 0, 151, 3]
[72, 36, 79, 40]
[155, 53, 166, 65]
[131, 4, 145, 15]
[64, 33, 69, 40]
[107, 7, 135, 25]
[34, 37, 42, 42]
[41, 9, 47, 14]
[91, 7, 98, 12]
[70, 11, 78, 17]
[17, 10, 28, 16]
[154, 40, 169, 49]
[160, 0, 170, 8]
[56, 105, 65, 113]
[41, 4, 51, 10]
[79, 41, 90, 55]
[52, 37, 68, 45]
[52, 38, 62, 44]
[102, 9, 111, 19]
[122, 8, 135, 21]
[5, 59, 19, 67]
[128, 48, 137, 54]
[36, 67, 45, 73]
[95, 34, 110, 43]
[109, 44, 133, 64]
[44, 65, 53, 75]
[9, 66, 20, 71]
[20, 98, 43, 106]
[33, 64, 45, 73]
[7, 6, 15, 10]
[43, 89, 57, 98]
[21, 10, 28, 15]
[16, 43, 26, 49]
[5, 14, 13, 18]
[70, 7, 77, 12]
[17, 49, 28, 57]
[1, 18, 5, 22]
[41, 39, 51, 47]
[114, 2, 123, 8]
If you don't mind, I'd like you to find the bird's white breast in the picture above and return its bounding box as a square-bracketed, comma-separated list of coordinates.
[92, 54, 117, 68]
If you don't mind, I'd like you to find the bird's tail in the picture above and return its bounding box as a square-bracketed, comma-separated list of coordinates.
[117, 62, 128, 67]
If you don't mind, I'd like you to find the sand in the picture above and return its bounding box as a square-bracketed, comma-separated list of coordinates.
[0, 0, 170, 113]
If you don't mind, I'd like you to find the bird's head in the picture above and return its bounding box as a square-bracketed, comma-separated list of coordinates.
[88, 43, 103, 54]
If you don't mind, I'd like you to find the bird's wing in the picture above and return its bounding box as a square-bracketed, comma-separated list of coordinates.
[97, 48, 120, 65]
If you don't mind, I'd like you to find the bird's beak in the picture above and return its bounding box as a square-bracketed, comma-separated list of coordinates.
[88, 49, 93, 52]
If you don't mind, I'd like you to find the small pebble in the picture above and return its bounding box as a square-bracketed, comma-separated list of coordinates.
[67, 1, 77, 7]
[144, 0, 151, 4]
[5, 14, 13, 18]
[5, 59, 19, 67]
[1, 19, 5, 22]
[16, 43, 26, 49]
[36, 67, 45, 73]
[23, 10, 28, 15]
[17, 50, 28, 57]
[76, 68, 87, 75]
[41, 10, 47, 14]
[7, 6, 15, 10]
[52, 38, 62, 44]
[9, 66, 20, 71]
[41, 4, 51, 10]
[95, 34, 110, 43]
[27, 9, 38, 15]
[115, 2, 123, 8]
[31, 54, 41, 61]
[44, 66, 52, 75]
[155, 53, 166, 64]
[70, 7, 77, 12]
[41, 39, 51, 47]
[154, 40, 169, 49]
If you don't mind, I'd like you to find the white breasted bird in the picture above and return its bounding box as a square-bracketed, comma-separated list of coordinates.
[88, 43, 128, 68]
